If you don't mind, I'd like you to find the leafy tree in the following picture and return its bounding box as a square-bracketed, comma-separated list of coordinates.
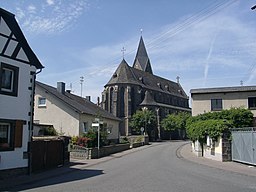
[161, 112, 190, 131]
[130, 109, 156, 135]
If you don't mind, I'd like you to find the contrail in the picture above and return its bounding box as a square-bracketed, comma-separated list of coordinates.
[204, 33, 217, 86]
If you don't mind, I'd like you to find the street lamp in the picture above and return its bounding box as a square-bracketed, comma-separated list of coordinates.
[251, 5, 256, 10]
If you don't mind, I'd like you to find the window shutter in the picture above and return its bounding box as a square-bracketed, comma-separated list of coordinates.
[15, 120, 24, 148]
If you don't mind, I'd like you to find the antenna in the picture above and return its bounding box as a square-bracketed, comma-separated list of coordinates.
[70, 83, 73, 92]
[80, 76, 84, 97]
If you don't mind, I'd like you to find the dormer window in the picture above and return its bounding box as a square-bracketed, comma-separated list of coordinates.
[113, 72, 117, 78]
[139, 77, 144, 84]
[157, 82, 161, 89]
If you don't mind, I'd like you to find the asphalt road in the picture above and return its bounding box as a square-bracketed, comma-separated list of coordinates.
[12, 141, 256, 192]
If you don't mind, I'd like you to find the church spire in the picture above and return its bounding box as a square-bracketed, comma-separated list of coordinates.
[133, 36, 153, 74]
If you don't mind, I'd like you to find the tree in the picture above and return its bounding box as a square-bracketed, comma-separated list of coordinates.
[130, 109, 156, 135]
[161, 112, 190, 131]
[161, 112, 191, 140]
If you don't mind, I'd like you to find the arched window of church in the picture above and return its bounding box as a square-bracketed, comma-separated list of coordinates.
[105, 92, 109, 111]
[131, 87, 135, 114]
[141, 90, 145, 103]
[110, 87, 114, 113]
[120, 87, 125, 117]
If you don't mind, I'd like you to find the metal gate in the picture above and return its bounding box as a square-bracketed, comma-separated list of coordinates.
[231, 128, 256, 165]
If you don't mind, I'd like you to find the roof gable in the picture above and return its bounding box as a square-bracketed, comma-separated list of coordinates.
[0, 8, 43, 69]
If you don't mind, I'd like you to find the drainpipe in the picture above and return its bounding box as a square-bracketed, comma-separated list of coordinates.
[28, 68, 42, 175]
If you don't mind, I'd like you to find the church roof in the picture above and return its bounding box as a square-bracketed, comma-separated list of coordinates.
[140, 91, 158, 106]
[105, 59, 188, 99]
[0, 8, 43, 69]
[36, 81, 120, 121]
[133, 36, 153, 74]
[106, 59, 140, 85]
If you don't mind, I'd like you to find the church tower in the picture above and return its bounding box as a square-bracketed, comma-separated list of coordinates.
[133, 36, 153, 74]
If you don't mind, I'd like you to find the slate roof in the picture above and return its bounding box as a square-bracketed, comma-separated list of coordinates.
[132, 36, 153, 74]
[140, 91, 158, 106]
[106, 59, 188, 99]
[0, 8, 43, 69]
[190, 86, 256, 94]
[36, 81, 120, 121]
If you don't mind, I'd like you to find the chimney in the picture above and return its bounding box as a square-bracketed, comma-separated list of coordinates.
[97, 97, 100, 106]
[86, 96, 91, 101]
[57, 82, 65, 94]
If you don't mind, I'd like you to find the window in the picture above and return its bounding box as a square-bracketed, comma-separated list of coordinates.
[38, 97, 46, 107]
[248, 97, 256, 109]
[211, 99, 222, 111]
[0, 119, 24, 151]
[83, 122, 88, 133]
[0, 121, 14, 151]
[0, 63, 19, 96]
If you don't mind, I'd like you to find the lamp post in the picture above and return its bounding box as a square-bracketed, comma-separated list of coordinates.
[251, 5, 256, 10]
[142, 107, 148, 135]
[92, 118, 103, 158]
[156, 108, 161, 141]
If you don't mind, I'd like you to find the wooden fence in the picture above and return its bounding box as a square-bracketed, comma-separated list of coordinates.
[31, 136, 70, 172]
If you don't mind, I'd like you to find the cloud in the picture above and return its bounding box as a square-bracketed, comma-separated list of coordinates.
[27, 5, 37, 14]
[46, 0, 54, 6]
[14, 0, 89, 34]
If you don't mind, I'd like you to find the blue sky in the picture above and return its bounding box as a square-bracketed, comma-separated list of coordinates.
[1, 0, 256, 103]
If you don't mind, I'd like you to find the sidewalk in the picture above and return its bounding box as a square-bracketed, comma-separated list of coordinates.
[179, 142, 256, 177]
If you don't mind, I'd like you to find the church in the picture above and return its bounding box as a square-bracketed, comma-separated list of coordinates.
[101, 36, 191, 140]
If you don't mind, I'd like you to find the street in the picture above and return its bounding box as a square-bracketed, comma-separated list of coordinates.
[12, 141, 256, 192]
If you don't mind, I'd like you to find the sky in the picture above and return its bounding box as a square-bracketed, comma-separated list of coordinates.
[1, 0, 256, 104]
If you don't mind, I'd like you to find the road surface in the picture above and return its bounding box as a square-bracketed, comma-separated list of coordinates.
[12, 141, 256, 192]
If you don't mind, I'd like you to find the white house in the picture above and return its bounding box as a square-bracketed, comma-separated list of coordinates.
[34, 81, 120, 143]
[0, 8, 43, 175]
[190, 85, 256, 161]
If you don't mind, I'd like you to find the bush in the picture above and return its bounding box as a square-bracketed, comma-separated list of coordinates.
[185, 107, 253, 145]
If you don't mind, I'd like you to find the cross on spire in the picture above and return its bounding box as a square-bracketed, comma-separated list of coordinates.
[176, 76, 180, 84]
[121, 47, 126, 59]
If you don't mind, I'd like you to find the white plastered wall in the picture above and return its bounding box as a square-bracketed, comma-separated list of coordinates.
[0, 56, 36, 170]
[34, 87, 80, 136]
